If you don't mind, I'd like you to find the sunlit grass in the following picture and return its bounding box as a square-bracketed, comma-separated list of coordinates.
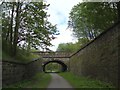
[4, 72, 51, 89]
[2, 50, 40, 63]
[59, 72, 115, 89]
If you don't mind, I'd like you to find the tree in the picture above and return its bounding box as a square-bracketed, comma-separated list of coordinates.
[68, 2, 118, 43]
[19, 2, 58, 51]
[9, 3, 15, 54]
[13, 2, 21, 55]
[57, 42, 81, 52]
[117, 1, 120, 20]
[2, 1, 59, 56]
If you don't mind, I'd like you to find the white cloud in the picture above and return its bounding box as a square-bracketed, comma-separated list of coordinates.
[46, 0, 82, 51]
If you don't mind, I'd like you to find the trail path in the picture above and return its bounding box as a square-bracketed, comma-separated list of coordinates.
[47, 73, 73, 89]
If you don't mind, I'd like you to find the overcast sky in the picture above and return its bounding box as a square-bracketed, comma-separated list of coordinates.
[46, 0, 82, 51]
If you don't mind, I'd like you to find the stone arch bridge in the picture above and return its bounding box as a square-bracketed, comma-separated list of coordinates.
[32, 51, 73, 72]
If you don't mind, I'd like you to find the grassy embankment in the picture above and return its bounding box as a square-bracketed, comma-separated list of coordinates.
[4, 72, 51, 89]
[2, 49, 40, 63]
[59, 72, 115, 89]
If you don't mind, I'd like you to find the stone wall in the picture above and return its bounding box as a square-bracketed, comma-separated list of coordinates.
[2, 58, 42, 87]
[2, 61, 25, 87]
[24, 59, 42, 79]
[70, 22, 120, 88]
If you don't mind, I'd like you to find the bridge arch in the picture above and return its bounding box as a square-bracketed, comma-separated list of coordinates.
[42, 60, 67, 72]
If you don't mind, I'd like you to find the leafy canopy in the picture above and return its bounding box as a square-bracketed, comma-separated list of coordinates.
[2, 1, 59, 57]
[57, 42, 81, 52]
[19, 2, 59, 50]
[68, 2, 118, 42]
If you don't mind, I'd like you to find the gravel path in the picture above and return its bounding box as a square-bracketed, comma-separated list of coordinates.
[47, 73, 73, 89]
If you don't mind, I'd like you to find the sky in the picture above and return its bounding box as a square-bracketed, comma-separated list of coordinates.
[46, 0, 82, 51]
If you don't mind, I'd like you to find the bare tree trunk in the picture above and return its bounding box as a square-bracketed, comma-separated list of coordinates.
[5, 29, 9, 41]
[13, 2, 20, 56]
[10, 3, 15, 55]
[117, 1, 120, 21]
[27, 33, 31, 54]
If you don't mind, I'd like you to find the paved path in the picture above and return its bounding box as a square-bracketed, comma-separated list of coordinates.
[47, 73, 73, 89]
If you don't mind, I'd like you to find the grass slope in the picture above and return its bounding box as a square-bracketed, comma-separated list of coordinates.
[3, 73, 51, 89]
[59, 72, 115, 89]
[2, 50, 40, 63]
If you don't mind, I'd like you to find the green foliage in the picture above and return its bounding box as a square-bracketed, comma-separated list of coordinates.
[59, 72, 114, 88]
[20, 2, 58, 50]
[15, 49, 40, 62]
[68, 2, 118, 41]
[4, 72, 51, 88]
[57, 42, 81, 52]
[45, 63, 62, 72]
[2, 2, 59, 57]
[2, 46, 40, 63]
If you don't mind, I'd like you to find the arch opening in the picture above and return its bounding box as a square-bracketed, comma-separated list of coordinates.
[43, 60, 67, 73]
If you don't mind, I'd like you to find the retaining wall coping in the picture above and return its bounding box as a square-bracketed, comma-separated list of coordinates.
[2, 58, 42, 65]
[2, 60, 27, 65]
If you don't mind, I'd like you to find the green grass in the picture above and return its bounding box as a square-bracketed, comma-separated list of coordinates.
[2, 50, 40, 63]
[59, 72, 115, 89]
[4, 72, 51, 89]
[2, 51, 13, 60]
[15, 51, 40, 63]
[2, 41, 40, 62]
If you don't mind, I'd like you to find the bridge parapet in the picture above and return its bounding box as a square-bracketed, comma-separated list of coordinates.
[32, 51, 73, 58]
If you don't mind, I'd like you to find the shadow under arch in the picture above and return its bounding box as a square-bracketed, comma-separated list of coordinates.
[42, 60, 67, 73]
